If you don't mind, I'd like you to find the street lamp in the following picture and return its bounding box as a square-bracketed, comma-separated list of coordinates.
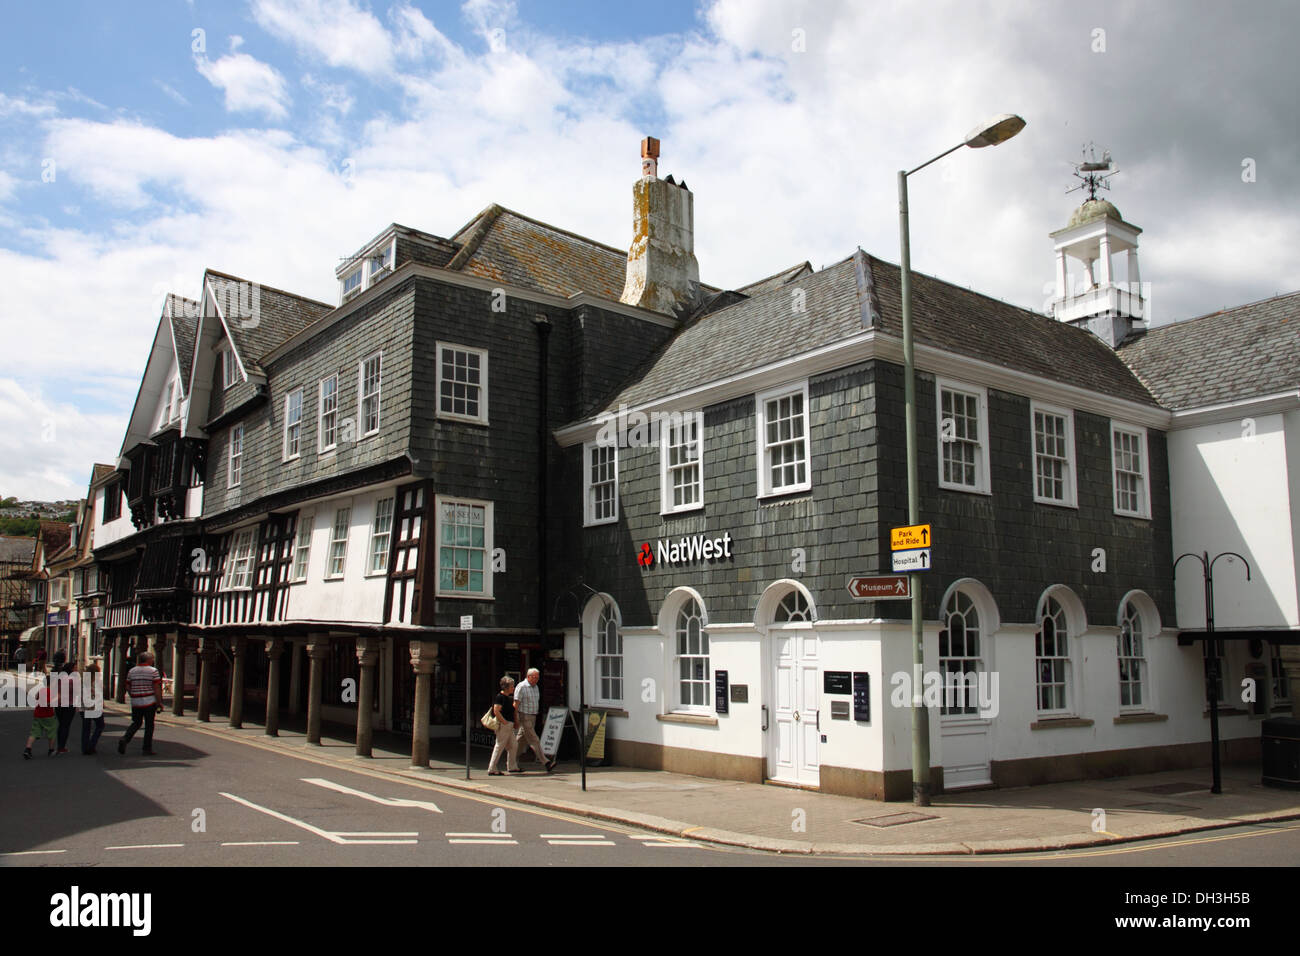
[898, 113, 1025, 807]
[1173, 550, 1251, 794]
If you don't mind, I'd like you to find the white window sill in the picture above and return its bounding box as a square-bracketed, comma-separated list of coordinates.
[1033, 496, 1079, 509]
[591, 705, 628, 717]
[323, 575, 345, 582]
[319, 445, 338, 456]
[435, 592, 494, 601]
[283, 455, 301, 464]
[584, 516, 618, 528]
[437, 412, 489, 426]
[758, 484, 812, 500]
[939, 482, 992, 496]
[1114, 510, 1151, 520]
[661, 503, 705, 517]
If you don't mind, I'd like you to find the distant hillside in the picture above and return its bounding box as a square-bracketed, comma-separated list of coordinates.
[0, 515, 76, 538]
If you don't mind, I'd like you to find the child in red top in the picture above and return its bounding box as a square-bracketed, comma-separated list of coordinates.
[24, 673, 57, 759]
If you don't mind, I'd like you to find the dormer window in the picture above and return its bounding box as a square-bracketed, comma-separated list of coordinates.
[341, 267, 363, 302]
[220, 347, 239, 390]
[368, 244, 394, 284]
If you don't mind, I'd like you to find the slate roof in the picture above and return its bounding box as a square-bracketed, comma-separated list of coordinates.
[447, 205, 632, 300]
[445, 204, 720, 301]
[0, 535, 34, 565]
[1116, 290, 1300, 410]
[737, 261, 813, 297]
[207, 270, 332, 376]
[595, 251, 1160, 414]
[90, 463, 116, 487]
[37, 521, 71, 563]
[168, 295, 199, 395]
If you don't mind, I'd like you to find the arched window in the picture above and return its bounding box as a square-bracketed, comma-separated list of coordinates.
[940, 590, 981, 715]
[774, 589, 810, 623]
[595, 603, 622, 704]
[675, 598, 709, 709]
[1117, 600, 1145, 710]
[1036, 595, 1070, 713]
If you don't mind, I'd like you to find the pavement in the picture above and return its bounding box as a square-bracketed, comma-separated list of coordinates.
[9, 671, 1300, 856]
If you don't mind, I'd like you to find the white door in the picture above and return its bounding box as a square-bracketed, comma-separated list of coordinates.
[769, 630, 820, 787]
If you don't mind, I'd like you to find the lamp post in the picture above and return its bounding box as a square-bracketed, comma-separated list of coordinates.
[553, 579, 610, 793]
[1173, 550, 1251, 794]
[898, 113, 1025, 806]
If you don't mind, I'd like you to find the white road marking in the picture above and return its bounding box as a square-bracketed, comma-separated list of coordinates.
[541, 833, 616, 846]
[221, 841, 300, 847]
[302, 777, 442, 813]
[629, 834, 702, 847]
[219, 792, 419, 845]
[446, 831, 517, 845]
[1, 850, 67, 857]
[105, 844, 184, 850]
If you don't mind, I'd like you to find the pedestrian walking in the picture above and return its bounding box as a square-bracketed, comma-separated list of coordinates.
[23, 664, 55, 759]
[51, 651, 77, 754]
[487, 675, 520, 775]
[513, 667, 555, 772]
[80, 661, 105, 755]
[117, 652, 162, 756]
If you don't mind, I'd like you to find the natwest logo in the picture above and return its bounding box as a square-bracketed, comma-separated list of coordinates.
[638, 532, 735, 568]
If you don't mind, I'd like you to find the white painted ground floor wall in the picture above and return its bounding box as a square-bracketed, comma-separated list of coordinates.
[561, 580, 1271, 797]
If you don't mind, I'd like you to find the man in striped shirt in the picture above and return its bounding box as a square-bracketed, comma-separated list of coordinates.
[512, 667, 556, 772]
[118, 651, 163, 756]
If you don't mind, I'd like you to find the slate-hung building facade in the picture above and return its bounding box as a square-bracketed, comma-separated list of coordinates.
[557, 224, 1188, 798]
[93, 207, 681, 755]
[92, 138, 1292, 799]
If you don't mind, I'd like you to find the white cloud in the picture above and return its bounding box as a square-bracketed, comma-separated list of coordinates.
[0, 171, 15, 202]
[155, 80, 191, 107]
[195, 51, 292, 119]
[302, 73, 353, 114]
[0, 380, 123, 500]
[251, 0, 396, 76]
[0, 93, 57, 118]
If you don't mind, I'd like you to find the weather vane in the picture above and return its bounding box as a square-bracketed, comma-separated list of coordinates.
[1067, 142, 1118, 201]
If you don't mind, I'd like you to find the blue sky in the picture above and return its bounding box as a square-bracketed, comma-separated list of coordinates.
[2, 0, 1298, 500]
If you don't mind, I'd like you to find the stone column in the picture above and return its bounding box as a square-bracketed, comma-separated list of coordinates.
[355, 636, 381, 757]
[264, 638, 284, 736]
[288, 640, 303, 716]
[171, 636, 187, 716]
[409, 641, 437, 768]
[197, 638, 218, 723]
[305, 636, 330, 745]
[228, 635, 247, 728]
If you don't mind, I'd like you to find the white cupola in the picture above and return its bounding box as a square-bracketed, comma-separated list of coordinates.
[1047, 151, 1146, 348]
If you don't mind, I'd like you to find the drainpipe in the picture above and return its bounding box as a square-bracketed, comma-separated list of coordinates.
[534, 316, 552, 652]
